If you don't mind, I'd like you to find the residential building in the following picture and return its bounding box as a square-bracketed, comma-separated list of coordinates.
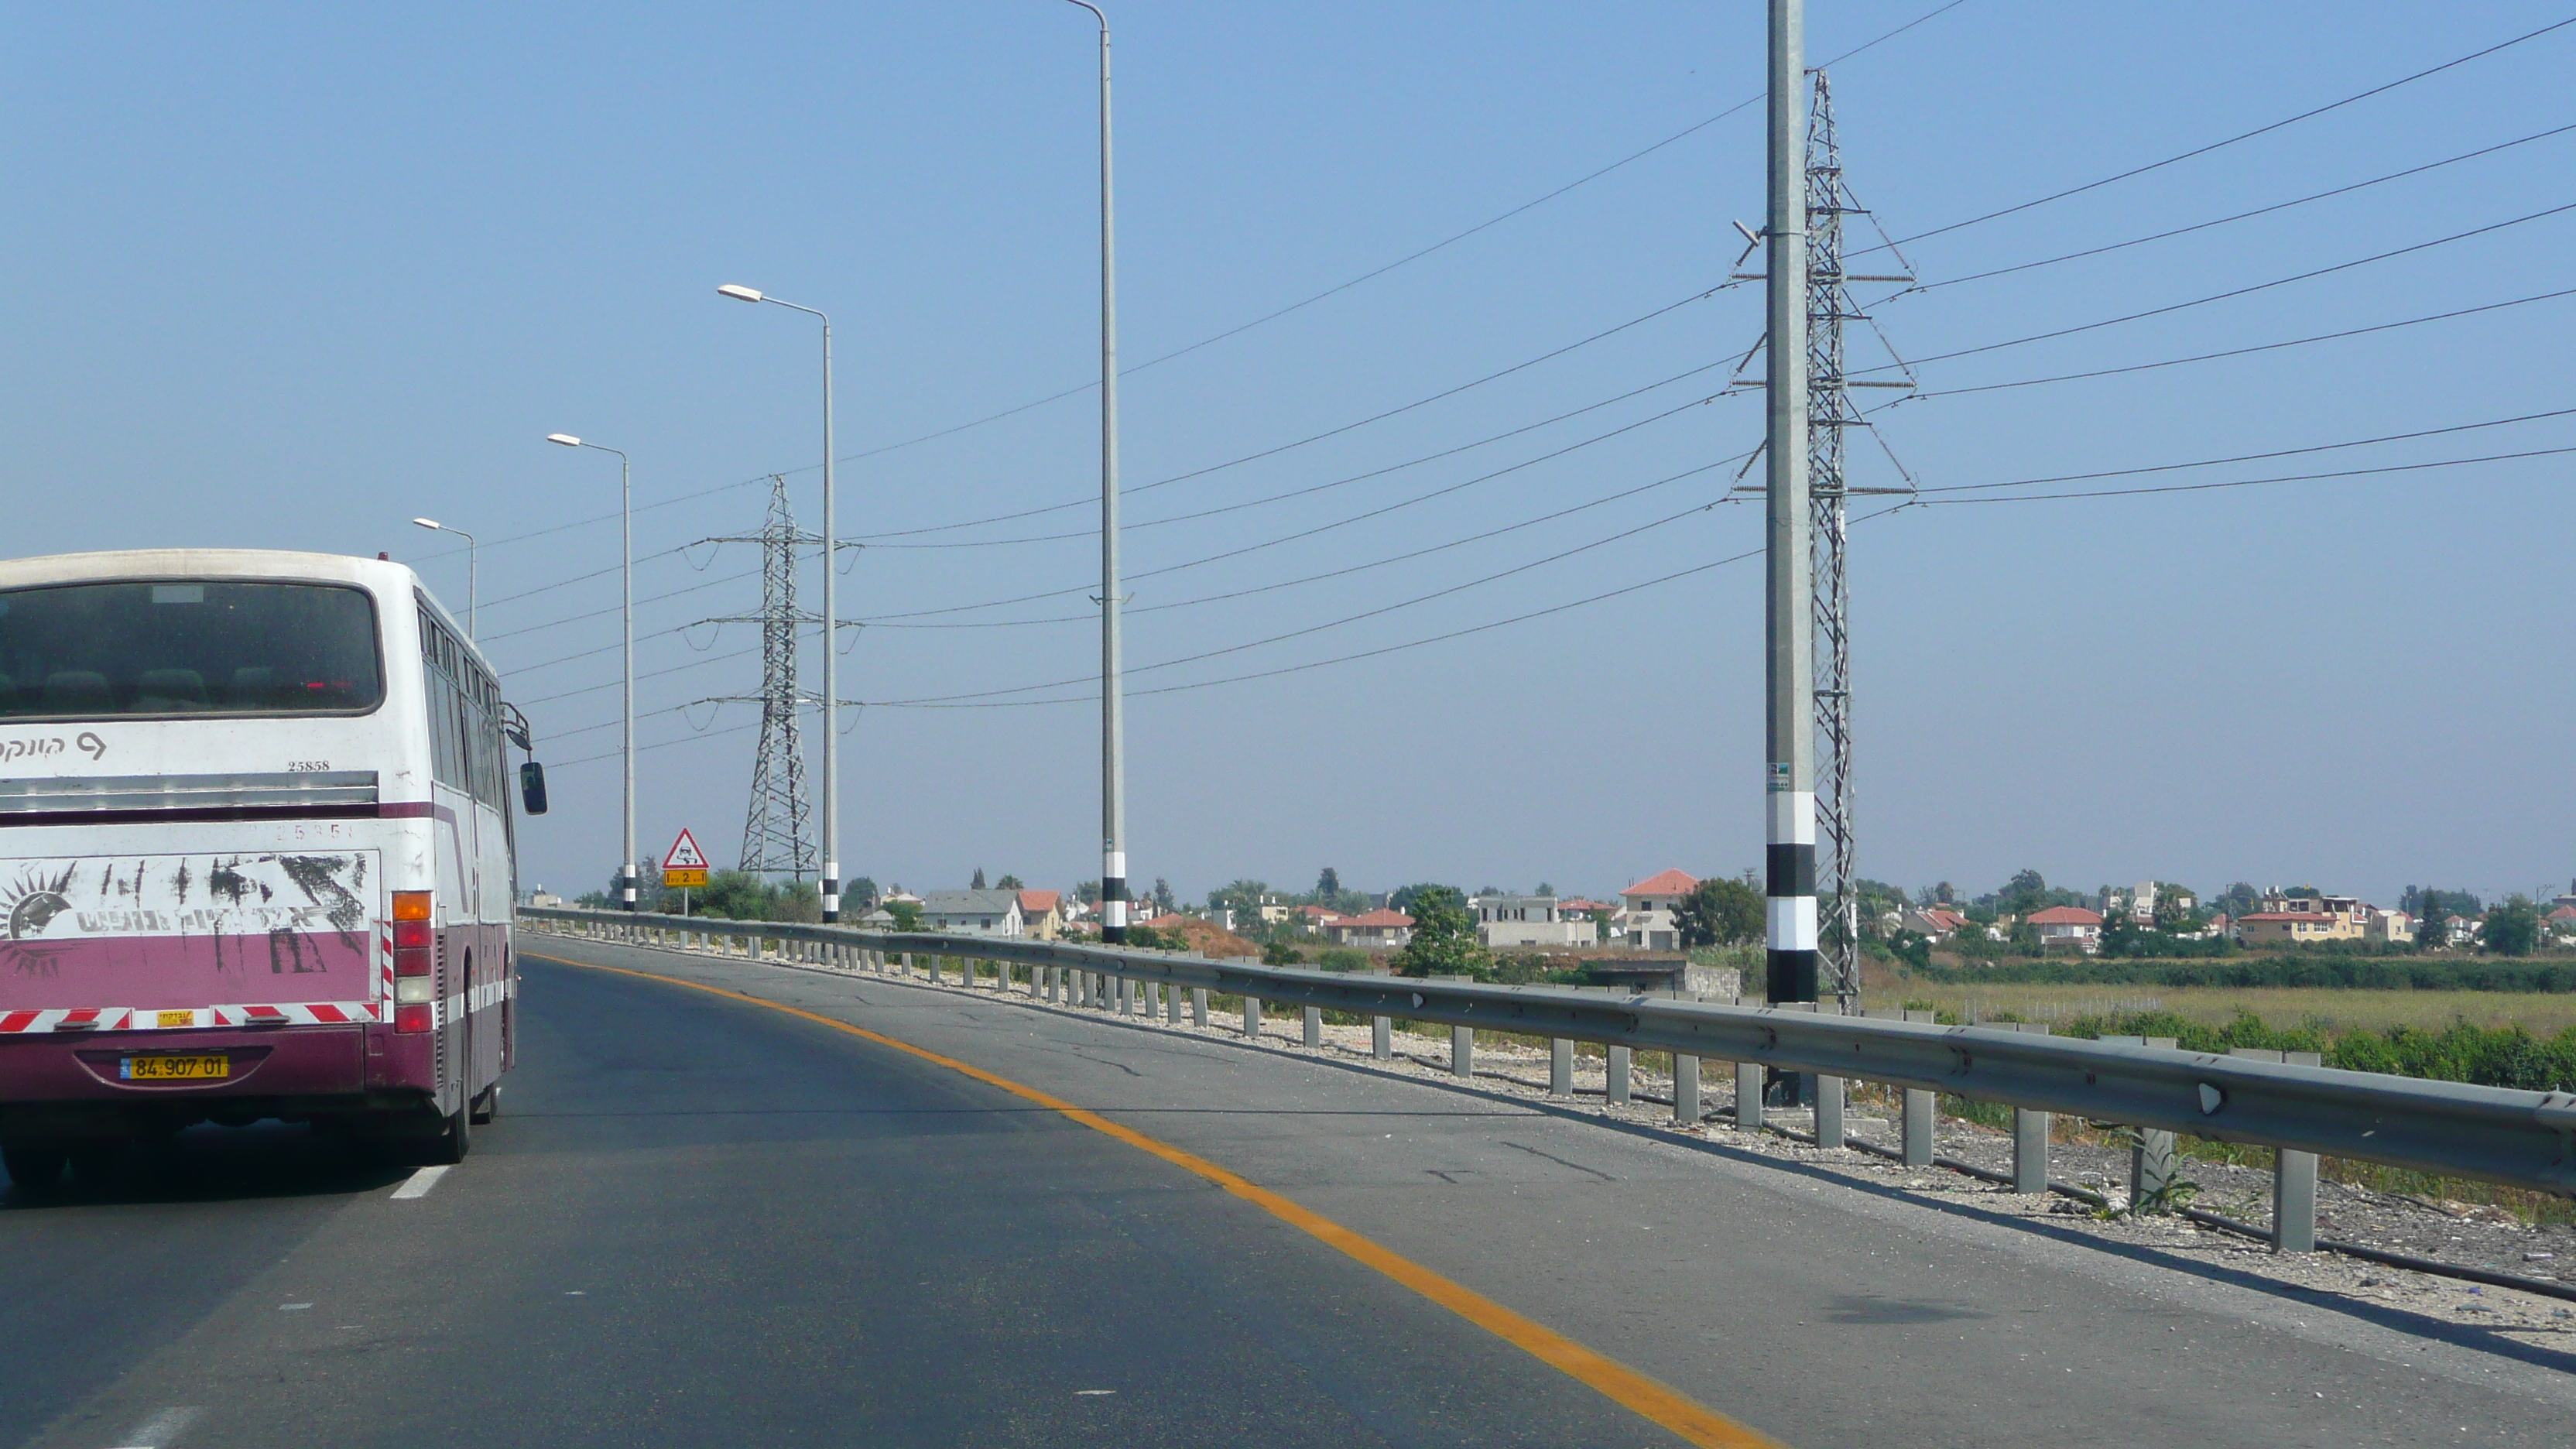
[1619, 869, 1698, 951]
[1470, 893, 1593, 949]
[1019, 889, 1066, 940]
[1897, 906, 1968, 940]
[2028, 905, 2105, 953]
[917, 889, 1025, 937]
[1323, 909, 1413, 948]
[2237, 892, 2410, 947]
[1293, 904, 1343, 934]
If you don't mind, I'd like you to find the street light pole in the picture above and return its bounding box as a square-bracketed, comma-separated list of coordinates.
[717, 285, 841, 920]
[1063, 0, 1127, 944]
[409, 518, 478, 639]
[547, 433, 636, 912]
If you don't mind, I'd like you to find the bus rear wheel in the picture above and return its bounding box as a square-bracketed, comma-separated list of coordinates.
[421, 1101, 471, 1166]
[2, 1142, 67, 1195]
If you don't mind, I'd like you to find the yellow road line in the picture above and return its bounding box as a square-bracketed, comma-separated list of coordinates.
[529, 949, 1783, 1449]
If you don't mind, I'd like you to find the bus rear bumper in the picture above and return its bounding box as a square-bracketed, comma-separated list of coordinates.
[0, 1025, 435, 1142]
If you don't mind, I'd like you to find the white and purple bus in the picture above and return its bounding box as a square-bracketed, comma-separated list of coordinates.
[0, 548, 546, 1189]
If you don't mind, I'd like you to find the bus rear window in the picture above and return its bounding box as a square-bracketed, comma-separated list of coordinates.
[0, 580, 383, 718]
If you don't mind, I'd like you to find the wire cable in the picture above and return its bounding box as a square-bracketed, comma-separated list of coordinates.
[866, 361, 1734, 549]
[1856, 15, 2576, 257]
[1856, 200, 2576, 376]
[1908, 120, 2576, 293]
[1902, 285, 2576, 402]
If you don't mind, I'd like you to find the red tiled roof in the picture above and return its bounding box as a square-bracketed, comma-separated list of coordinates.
[2026, 906, 2103, 926]
[1557, 899, 1615, 914]
[2547, 906, 2576, 922]
[1622, 868, 1699, 899]
[1297, 904, 1341, 918]
[1332, 909, 1413, 928]
[1920, 909, 1968, 930]
[1019, 889, 1062, 914]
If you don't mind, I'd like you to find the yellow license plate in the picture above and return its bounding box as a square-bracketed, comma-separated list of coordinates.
[121, 1055, 229, 1081]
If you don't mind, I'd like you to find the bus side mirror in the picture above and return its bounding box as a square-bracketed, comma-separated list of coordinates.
[519, 761, 550, 816]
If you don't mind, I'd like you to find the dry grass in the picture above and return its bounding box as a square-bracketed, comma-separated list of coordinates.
[1861, 981, 2576, 1035]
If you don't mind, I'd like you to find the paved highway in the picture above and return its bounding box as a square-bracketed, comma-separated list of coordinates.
[4, 935, 2571, 1447]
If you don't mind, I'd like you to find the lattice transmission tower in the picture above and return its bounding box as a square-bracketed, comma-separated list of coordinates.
[690, 476, 817, 879]
[1805, 70, 1917, 1006]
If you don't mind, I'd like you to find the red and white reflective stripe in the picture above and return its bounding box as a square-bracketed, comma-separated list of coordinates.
[0, 1003, 381, 1033]
[379, 922, 396, 1005]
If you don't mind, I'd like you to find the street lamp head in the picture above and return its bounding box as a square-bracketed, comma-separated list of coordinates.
[411, 517, 443, 531]
[716, 284, 763, 303]
[546, 433, 581, 447]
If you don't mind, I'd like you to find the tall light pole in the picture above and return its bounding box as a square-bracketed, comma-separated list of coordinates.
[1062, 0, 1127, 944]
[409, 517, 478, 639]
[547, 433, 637, 913]
[1763, 0, 1818, 1017]
[717, 284, 841, 921]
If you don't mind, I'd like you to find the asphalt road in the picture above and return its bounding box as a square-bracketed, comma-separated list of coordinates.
[4, 934, 2571, 1448]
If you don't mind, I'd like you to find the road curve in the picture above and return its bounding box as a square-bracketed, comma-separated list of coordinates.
[2, 933, 2569, 1448]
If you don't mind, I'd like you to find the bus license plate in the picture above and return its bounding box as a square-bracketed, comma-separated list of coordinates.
[120, 1055, 229, 1081]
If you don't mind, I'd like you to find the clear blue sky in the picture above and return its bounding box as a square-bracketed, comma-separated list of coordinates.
[5, 2, 2571, 909]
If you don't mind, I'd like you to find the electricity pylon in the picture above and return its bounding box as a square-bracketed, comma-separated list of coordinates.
[691, 476, 817, 879]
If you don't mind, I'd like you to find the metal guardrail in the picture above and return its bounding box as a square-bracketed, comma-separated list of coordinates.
[519, 906, 2576, 1199]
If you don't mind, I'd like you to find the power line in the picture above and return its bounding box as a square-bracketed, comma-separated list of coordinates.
[1909, 119, 2576, 293]
[1902, 285, 2576, 401]
[1857, 200, 2576, 376]
[1858, 15, 2576, 257]
[819, 1, 1976, 471]
[867, 495, 1744, 707]
[860, 283, 1738, 540]
[855, 388, 1742, 620]
[866, 454, 1748, 629]
[1914, 442, 2576, 505]
[476, 565, 761, 645]
[866, 362, 1735, 549]
[1911, 406, 2576, 495]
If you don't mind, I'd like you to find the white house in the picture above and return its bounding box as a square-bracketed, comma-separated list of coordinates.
[919, 889, 1026, 937]
[1471, 893, 1593, 948]
[1619, 869, 1698, 951]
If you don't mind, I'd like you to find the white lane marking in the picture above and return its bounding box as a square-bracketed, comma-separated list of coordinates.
[110, 1405, 200, 1447]
[1074, 1389, 1117, 1396]
[278, 1303, 312, 1311]
[390, 1165, 450, 1200]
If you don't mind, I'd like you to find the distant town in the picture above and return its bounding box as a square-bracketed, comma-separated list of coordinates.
[536, 866, 2576, 984]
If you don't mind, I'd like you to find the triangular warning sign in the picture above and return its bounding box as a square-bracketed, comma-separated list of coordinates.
[663, 828, 709, 871]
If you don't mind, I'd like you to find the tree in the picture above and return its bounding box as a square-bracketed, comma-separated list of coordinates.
[846, 877, 880, 910]
[1389, 882, 1461, 915]
[885, 898, 923, 931]
[2214, 882, 2261, 920]
[1152, 878, 1176, 915]
[1476, 886, 1501, 899]
[1206, 879, 1270, 920]
[1314, 867, 1341, 901]
[1994, 868, 2054, 918]
[2483, 894, 2541, 957]
[971, 868, 988, 890]
[1394, 886, 1485, 978]
[1672, 875, 1763, 948]
[1534, 881, 1554, 896]
[995, 873, 1024, 890]
[1075, 879, 1101, 904]
[694, 870, 773, 920]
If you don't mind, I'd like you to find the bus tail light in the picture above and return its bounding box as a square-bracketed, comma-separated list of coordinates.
[392, 891, 434, 1029]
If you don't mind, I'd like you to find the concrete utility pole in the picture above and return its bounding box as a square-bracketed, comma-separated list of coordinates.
[1763, 0, 1818, 1009]
[1065, 0, 1129, 944]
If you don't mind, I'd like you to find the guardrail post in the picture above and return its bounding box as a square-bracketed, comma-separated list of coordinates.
[1164, 981, 1180, 1023]
[2009, 1022, 2054, 1193]
[1815, 1001, 1845, 1149]
[1898, 1008, 1937, 1164]
[1115, 977, 1130, 1013]
[1550, 1038, 1572, 1097]
[1372, 1014, 1391, 1060]
[2232, 1047, 2321, 1249]
[1673, 1054, 1699, 1125]
[929, 956, 944, 985]
[1607, 1045, 1631, 1105]
[1735, 1060, 1763, 1132]
[1303, 1005, 1322, 1048]
[1451, 1025, 1473, 1080]
[1191, 986, 1208, 1027]
[1242, 995, 1262, 1040]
